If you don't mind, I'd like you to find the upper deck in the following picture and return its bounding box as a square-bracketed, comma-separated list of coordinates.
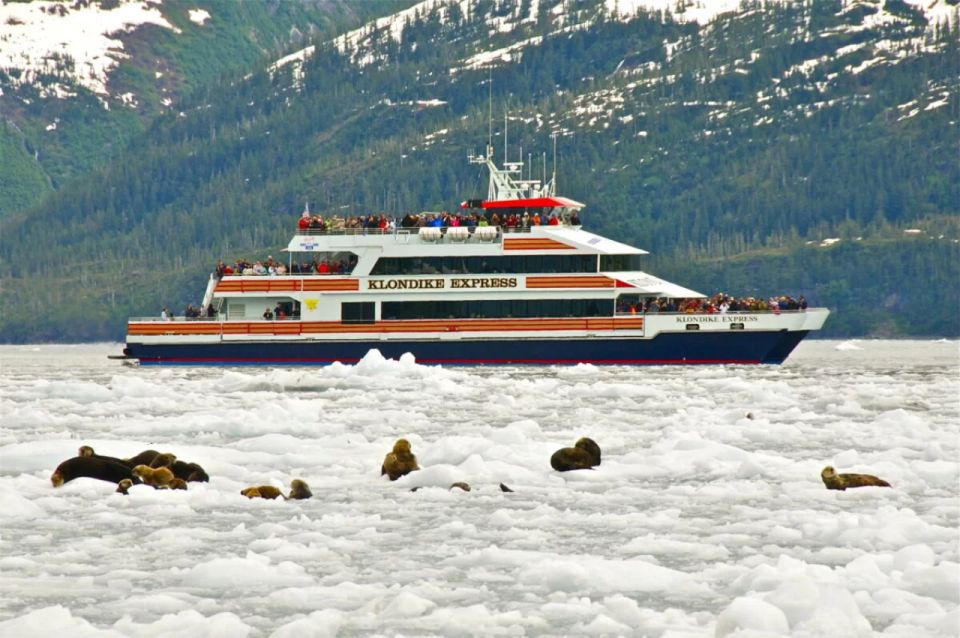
[286, 223, 649, 257]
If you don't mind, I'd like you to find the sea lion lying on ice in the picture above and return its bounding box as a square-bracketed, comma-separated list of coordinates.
[821, 466, 891, 491]
[241, 485, 284, 500]
[51, 456, 136, 487]
[550, 437, 602, 472]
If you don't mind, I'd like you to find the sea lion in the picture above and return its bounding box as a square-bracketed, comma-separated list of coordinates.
[116, 479, 134, 495]
[51, 456, 136, 487]
[288, 479, 312, 500]
[550, 437, 602, 472]
[241, 485, 284, 500]
[124, 449, 161, 468]
[168, 478, 189, 491]
[381, 438, 420, 481]
[170, 460, 209, 482]
[821, 466, 891, 491]
[499, 483, 514, 493]
[131, 464, 175, 489]
[450, 482, 471, 492]
[149, 453, 177, 469]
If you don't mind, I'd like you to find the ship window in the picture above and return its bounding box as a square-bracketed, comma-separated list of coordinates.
[341, 302, 375, 324]
[600, 254, 642, 271]
[228, 303, 245, 318]
[381, 298, 612, 320]
[370, 255, 596, 276]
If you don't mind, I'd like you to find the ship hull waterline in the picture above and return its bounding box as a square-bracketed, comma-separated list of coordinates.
[125, 330, 809, 366]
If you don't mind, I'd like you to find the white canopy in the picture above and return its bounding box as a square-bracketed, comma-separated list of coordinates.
[604, 271, 706, 298]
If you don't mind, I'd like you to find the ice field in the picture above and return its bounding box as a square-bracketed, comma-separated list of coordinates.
[0, 341, 957, 637]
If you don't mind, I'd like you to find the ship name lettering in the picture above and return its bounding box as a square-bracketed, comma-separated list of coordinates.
[450, 277, 518, 289]
[675, 315, 760, 323]
[368, 279, 445, 290]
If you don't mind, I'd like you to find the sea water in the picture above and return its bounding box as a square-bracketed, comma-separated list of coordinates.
[0, 340, 957, 637]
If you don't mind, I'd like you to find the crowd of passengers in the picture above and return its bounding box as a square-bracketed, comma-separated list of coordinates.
[617, 293, 808, 314]
[214, 255, 357, 278]
[297, 209, 581, 232]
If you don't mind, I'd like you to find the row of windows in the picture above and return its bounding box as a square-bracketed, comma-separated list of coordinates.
[370, 254, 644, 275]
[380, 298, 612, 320]
[370, 255, 597, 275]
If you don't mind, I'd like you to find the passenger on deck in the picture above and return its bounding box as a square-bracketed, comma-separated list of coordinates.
[570, 212, 581, 226]
[161, 307, 170, 321]
[263, 308, 274, 320]
[531, 213, 541, 226]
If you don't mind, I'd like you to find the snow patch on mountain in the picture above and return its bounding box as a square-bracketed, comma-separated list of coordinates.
[335, 0, 470, 66]
[0, 0, 175, 98]
[188, 9, 211, 26]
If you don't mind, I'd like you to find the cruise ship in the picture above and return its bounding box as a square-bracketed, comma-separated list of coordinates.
[122, 146, 828, 365]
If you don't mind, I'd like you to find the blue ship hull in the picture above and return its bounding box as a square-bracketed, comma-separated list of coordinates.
[126, 330, 809, 366]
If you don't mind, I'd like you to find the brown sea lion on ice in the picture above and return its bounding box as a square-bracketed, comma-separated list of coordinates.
[287, 479, 312, 500]
[131, 464, 175, 489]
[51, 456, 136, 487]
[116, 479, 134, 495]
[821, 466, 891, 491]
[170, 460, 209, 483]
[550, 437, 602, 472]
[124, 449, 161, 468]
[149, 453, 177, 469]
[241, 485, 284, 500]
[381, 439, 420, 481]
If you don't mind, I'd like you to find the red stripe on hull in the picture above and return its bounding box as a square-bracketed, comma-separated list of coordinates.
[143, 357, 761, 365]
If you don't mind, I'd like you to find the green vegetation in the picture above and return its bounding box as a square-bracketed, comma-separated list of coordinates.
[0, 0, 957, 341]
[0, 121, 51, 213]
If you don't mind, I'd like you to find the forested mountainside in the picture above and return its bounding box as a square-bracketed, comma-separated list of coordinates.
[0, 0, 410, 215]
[1, 0, 958, 342]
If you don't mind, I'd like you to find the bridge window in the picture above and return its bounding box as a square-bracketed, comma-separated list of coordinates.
[599, 254, 642, 271]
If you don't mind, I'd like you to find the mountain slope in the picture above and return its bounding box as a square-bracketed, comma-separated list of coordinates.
[1, 0, 957, 342]
[0, 0, 414, 215]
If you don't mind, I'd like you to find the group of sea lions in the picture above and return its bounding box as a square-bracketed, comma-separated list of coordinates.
[380, 437, 891, 493]
[51, 445, 313, 500]
[50, 440, 892, 498]
[241, 479, 313, 500]
[51, 446, 209, 493]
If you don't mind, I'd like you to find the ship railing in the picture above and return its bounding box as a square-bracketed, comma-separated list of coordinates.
[129, 316, 304, 322]
[294, 225, 575, 237]
[614, 309, 810, 316]
[218, 270, 356, 277]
